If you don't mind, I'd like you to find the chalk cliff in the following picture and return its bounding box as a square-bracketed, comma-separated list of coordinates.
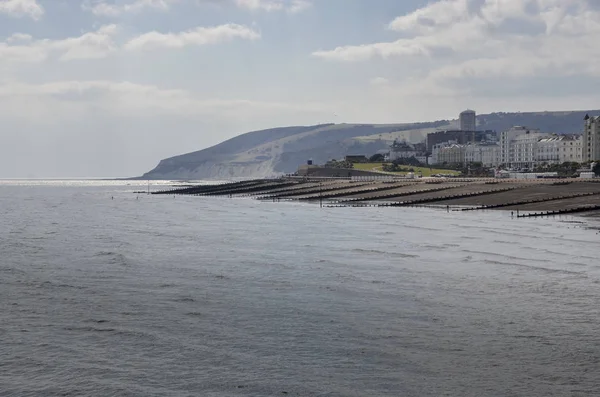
[141, 110, 598, 180]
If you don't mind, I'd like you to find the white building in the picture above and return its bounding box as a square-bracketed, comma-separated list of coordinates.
[537, 135, 583, 164]
[499, 126, 542, 167]
[511, 131, 551, 169]
[560, 135, 583, 163]
[433, 143, 466, 165]
[388, 140, 427, 163]
[536, 136, 560, 164]
[459, 109, 476, 132]
[389, 142, 417, 161]
[432, 141, 499, 167]
[583, 115, 600, 162]
[431, 126, 583, 169]
[464, 143, 500, 167]
[431, 141, 455, 165]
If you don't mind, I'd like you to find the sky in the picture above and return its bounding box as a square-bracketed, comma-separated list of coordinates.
[1, 0, 599, 177]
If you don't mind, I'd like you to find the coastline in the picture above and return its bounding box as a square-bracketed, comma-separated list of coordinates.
[153, 176, 600, 217]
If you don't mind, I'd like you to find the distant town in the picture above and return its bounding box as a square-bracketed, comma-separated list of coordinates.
[157, 110, 600, 217]
[299, 110, 600, 180]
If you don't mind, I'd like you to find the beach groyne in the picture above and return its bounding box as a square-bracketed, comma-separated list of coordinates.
[153, 177, 600, 216]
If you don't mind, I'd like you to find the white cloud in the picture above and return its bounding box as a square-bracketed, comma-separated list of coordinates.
[0, 79, 331, 178]
[313, 39, 431, 61]
[387, 0, 470, 34]
[369, 77, 389, 86]
[124, 23, 260, 50]
[0, 25, 119, 63]
[235, 0, 283, 12]
[0, 0, 44, 20]
[84, 0, 178, 16]
[6, 33, 33, 43]
[52, 24, 119, 61]
[288, 0, 311, 13]
[234, 0, 311, 13]
[85, 0, 311, 15]
[0, 42, 46, 63]
[0, 80, 327, 121]
[0, 22, 261, 64]
[313, 0, 600, 86]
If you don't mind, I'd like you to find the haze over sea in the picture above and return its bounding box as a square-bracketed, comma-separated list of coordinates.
[1, 180, 600, 397]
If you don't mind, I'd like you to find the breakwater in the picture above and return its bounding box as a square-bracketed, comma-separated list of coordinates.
[153, 177, 600, 216]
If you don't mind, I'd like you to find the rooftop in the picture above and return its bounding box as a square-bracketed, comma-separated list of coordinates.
[538, 134, 581, 142]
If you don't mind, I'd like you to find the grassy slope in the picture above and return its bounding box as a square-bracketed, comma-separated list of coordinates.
[353, 163, 460, 177]
[351, 124, 454, 144]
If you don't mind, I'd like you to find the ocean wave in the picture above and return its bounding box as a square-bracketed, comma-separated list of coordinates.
[63, 326, 116, 333]
[419, 244, 444, 249]
[484, 259, 583, 275]
[174, 297, 196, 303]
[351, 248, 418, 258]
[186, 312, 203, 317]
[93, 251, 129, 266]
[84, 319, 110, 324]
[567, 262, 589, 267]
[461, 249, 547, 263]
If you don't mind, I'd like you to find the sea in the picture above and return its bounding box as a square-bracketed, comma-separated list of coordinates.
[1, 180, 600, 397]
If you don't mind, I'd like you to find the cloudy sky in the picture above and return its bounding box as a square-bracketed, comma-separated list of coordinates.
[1, 0, 599, 177]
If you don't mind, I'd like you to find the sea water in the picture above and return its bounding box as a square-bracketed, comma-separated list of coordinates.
[1, 180, 599, 396]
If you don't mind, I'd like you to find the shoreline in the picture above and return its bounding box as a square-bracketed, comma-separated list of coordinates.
[153, 176, 600, 217]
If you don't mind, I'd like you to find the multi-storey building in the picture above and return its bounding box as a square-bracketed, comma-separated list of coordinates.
[431, 141, 454, 165]
[431, 125, 584, 169]
[464, 143, 500, 167]
[459, 109, 476, 132]
[536, 136, 561, 164]
[499, 126, 542, 167]
[583, 115, 600, 161]
[427, 129, 493, 152]
[537, 135, 583, 164]
[433, 143, 466, 165]
[559, 135, 583, 163]
[388, 140, 418, 161]
[511, 131, 550, 169]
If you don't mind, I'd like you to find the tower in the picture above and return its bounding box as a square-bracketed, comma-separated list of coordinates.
[459, 109, 476, 132]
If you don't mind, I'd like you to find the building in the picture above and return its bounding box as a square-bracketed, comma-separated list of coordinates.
[499, 126, 542, 167]
[387, 140, 428, 163]
[431, 127, 582, 168]
[537, 135, 583, 164]
[500, 128, 582, 169]
[344, 155, 369, 163]
[460, 109, 476, 132]
[388, 140, 417, 161]
[433, 143, 466, 165]
[583, 115, 600, 162]
[580, 171, 596, 178]
[426, 129, 490, 152]
[427, 130, 464, 152]
[464, 142, 500, 167]
[431, 141, 499, 167]
[510, 131, 550, 169]
[431, 141, 454, 165]
[559, 135, 583, 163]
[536, 136, 561, 164]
